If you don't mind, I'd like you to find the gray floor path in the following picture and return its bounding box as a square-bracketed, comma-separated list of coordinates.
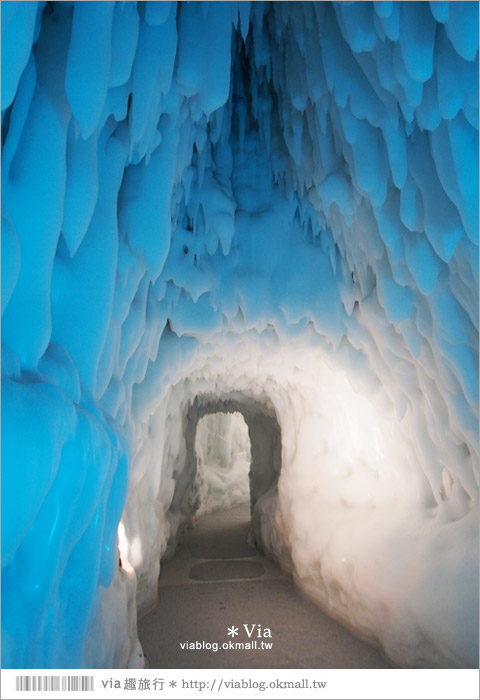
[137, 504, 392, 669]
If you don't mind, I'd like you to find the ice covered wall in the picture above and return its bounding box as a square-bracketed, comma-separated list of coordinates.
[2, 0, 478, 669]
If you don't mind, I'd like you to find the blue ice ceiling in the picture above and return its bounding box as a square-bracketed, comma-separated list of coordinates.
[1, 1, 478, 669]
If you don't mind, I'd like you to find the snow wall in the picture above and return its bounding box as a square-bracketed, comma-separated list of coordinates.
[1, 0, 478, 670]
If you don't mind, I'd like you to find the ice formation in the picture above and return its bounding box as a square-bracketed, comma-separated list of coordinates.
[1, 0, 478, 670]
[193, 412, 250, 516]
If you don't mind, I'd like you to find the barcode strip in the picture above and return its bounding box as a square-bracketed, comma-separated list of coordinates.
[15, 676, 94, 692]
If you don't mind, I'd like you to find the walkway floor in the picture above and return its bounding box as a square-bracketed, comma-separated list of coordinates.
[137, 504, 392, 668]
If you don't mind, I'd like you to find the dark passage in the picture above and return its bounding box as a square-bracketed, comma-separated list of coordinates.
[137, 505, 392, 669]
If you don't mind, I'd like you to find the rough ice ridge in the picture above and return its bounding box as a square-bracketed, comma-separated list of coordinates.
[1, 0, 478, 669]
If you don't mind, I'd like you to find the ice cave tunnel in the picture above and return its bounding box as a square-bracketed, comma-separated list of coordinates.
[1, 0, 479, 670]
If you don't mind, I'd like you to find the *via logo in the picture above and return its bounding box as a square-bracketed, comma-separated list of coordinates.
[226, 624, 272, 638]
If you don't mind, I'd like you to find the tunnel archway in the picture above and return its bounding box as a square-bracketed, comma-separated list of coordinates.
[194, 411, 251, 515]
[165, 393, 283, 559]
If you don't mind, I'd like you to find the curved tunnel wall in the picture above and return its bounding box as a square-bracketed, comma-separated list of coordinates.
[1, 0, 478, 670]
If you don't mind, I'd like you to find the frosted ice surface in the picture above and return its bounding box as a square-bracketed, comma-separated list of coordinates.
[1, 1, 40, 110]
[65, 2, 114, 139]
[1, 0, 478, 670]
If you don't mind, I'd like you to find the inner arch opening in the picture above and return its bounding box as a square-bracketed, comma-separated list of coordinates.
[164, 393, 284, 561]
[194, 411, 251, 516]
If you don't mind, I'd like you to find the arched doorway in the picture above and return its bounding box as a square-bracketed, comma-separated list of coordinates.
[194, 411, 251, 515]
[164, 393, 282, 558]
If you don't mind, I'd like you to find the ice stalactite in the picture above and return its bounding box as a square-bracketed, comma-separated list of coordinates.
[1, 1, 478, 669]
